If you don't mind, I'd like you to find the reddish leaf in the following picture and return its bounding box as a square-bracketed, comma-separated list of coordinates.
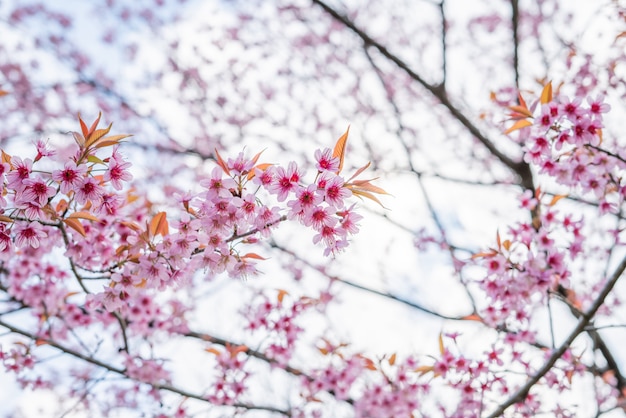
[277, 289, 289, 304]
[461, 313, 483, 322]
[88, 112, 103, 136]
[149, 212, 169, 237]
[63, 218, 86, 237]
[438, 332, 445, 355]
[504, 119, 533, 134]
[540, 81, 553, 104]
[0, 90, 8, 97]
[347, 161, 371, 183]
[332, 126, 350, 174]
[549, 194, 568, 206]
[247, 163, 273, 180]
[69, 211, 99, 222]
[388, 353, 396, 366]
[214, 148, 231, 176]
[78, 113, 90, 139]
[241, 252, 267, 260]
[1, 150, 11, 165]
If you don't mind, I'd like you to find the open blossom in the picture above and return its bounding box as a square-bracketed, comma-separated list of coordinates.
[20, 177, 56, 207]
[52, 161, 87, 194]
[104, 158, 132, 190]
[267, 162, 301, 202]
[75, 176, 104, 204]
[318, 174, 350, 208]
[14, 221, 47, 248]
[200, 167, 237, 200]
[6, 157, 33, 191]
[314, 148, 340, 172]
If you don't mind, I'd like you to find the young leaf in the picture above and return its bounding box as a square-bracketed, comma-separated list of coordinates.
[438, 332, 445, 355]
[504, 119, 533, 134]
[277, 289, 289, 304]
[241, 252, 267, 260]
[461, 313, 483, 322]
[69, 211, 99, 222]
[549, 194, 568, 206]
[0, 90, 8, 97]
[332, 126, 350, 174]
[540, 81, 553, 104]
[85, 123, 113, 148]
[1, 150, 11, 165]
[94, 133, 133, 149]
[347, 161, 371, 183]
[388, 353, 397, 366]
[63, 218, 86, 237]
[214, 148, 231, 176]
[88, 112, 103, 136]
[149, 212, 169, 237]
[78, 113, 90, 139]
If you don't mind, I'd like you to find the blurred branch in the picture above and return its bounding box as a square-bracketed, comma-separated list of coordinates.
[510, 0, 520, 90]
[0, 318, 292, 416]
[269, 241, 475, 321]
[311, 0, 535, 194]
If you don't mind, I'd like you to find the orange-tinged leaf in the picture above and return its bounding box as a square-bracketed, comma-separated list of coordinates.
[247, 163, 273, 180]
[93, 133, 132, 149]
[502, 239, 511, 251]
[471, 250, 497, 259]
[56, 199, 68, 214]
[88, 112, 102, 136]
[347, 161, 371, 183]
[229, 344, 248, 357]
[0, 215, 13, 223]
[549, 194, 568, 206]
[121, 221, 142, 232]
[359, 355, 377, 371]
[35, 339, 49, 346]
[508, 105, 533, 118]
[389, 353, 397, 366]
[149, 212, 169, 237]
[241, 252, 267, 260]
[1, 150, 11, 165]
[438, 332, 445, 355]
[518, 92, 528, 110]
[414, 365, 434, 375]
[69, 211, 99, 222]
[332, 126, 350, 174]
[78, 113, 89, 139]
[496, 230, 501, 250]
[461, 313, 483, 322]
[86, 124, 113, 148]
[63, 218, 86, 237]
[348, 179, 389, 195]
[134, 278, 147, 288]
[250, 149, 265, 165]
[318, 346, 329, 355]
[214, 148, 231, 176]
[277, 289, 289, 303]
[72, 132, 86, 147]
[540, 81, 553, 104]
[504, 119, 533, 134]
[351, 189, 387, 208]
[205, 347, 222, 356]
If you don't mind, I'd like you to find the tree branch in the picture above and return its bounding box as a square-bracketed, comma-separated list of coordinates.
[486, 254, 626, 417]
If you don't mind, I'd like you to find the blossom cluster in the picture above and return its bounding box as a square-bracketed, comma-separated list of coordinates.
[523, 93, 624, 213]
[0, 114, 385, 415]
